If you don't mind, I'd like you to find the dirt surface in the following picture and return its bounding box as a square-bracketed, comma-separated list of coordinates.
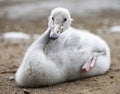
[0, 18, 120, 94]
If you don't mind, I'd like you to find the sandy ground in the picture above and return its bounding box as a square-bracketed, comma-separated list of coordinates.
[0, 0, 120, 93]
[0, 17, 120, 94]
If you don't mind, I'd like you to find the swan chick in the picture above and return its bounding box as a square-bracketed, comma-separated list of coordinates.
[15, 7, 111, 88]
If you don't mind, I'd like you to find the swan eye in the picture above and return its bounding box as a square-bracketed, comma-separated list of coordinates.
[52, 17, 54, 21]
[63, 18, 67, 22]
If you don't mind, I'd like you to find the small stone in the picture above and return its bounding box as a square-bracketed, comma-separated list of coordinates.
[2, 32, 31, 43]
[58, 87, 62, 90]
[109, 76, 114, 79]
[9, 76, 15, 81]
[23, 89, 30, 94]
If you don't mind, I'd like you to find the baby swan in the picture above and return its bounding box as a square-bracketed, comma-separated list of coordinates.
[15, 7, 111, 87]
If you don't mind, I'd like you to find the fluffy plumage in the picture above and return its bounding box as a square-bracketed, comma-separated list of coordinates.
[15, 7, 111, 87]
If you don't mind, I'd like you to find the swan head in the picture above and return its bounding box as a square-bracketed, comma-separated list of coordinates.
[48, 7, 73, 40]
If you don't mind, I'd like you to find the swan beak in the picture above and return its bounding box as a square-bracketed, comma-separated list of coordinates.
[50, 24, 61, 40]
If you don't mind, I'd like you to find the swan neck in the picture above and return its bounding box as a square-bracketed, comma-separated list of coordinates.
[34, 28, 51, 49]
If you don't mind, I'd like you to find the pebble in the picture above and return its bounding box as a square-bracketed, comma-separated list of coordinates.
[8, 76, 15, 81]
[110, 26, 120, 33]
[23, 89, 31, 94]
[2, 32, 31, 43]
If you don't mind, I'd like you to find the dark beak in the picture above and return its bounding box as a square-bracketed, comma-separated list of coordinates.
[50, 24, 61, 40]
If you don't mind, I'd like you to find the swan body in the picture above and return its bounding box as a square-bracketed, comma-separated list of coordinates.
[15, 7, 111, 87]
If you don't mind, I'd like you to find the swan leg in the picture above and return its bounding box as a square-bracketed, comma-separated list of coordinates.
[82, 56, 97, 72]
[82, 50, 105, 72]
